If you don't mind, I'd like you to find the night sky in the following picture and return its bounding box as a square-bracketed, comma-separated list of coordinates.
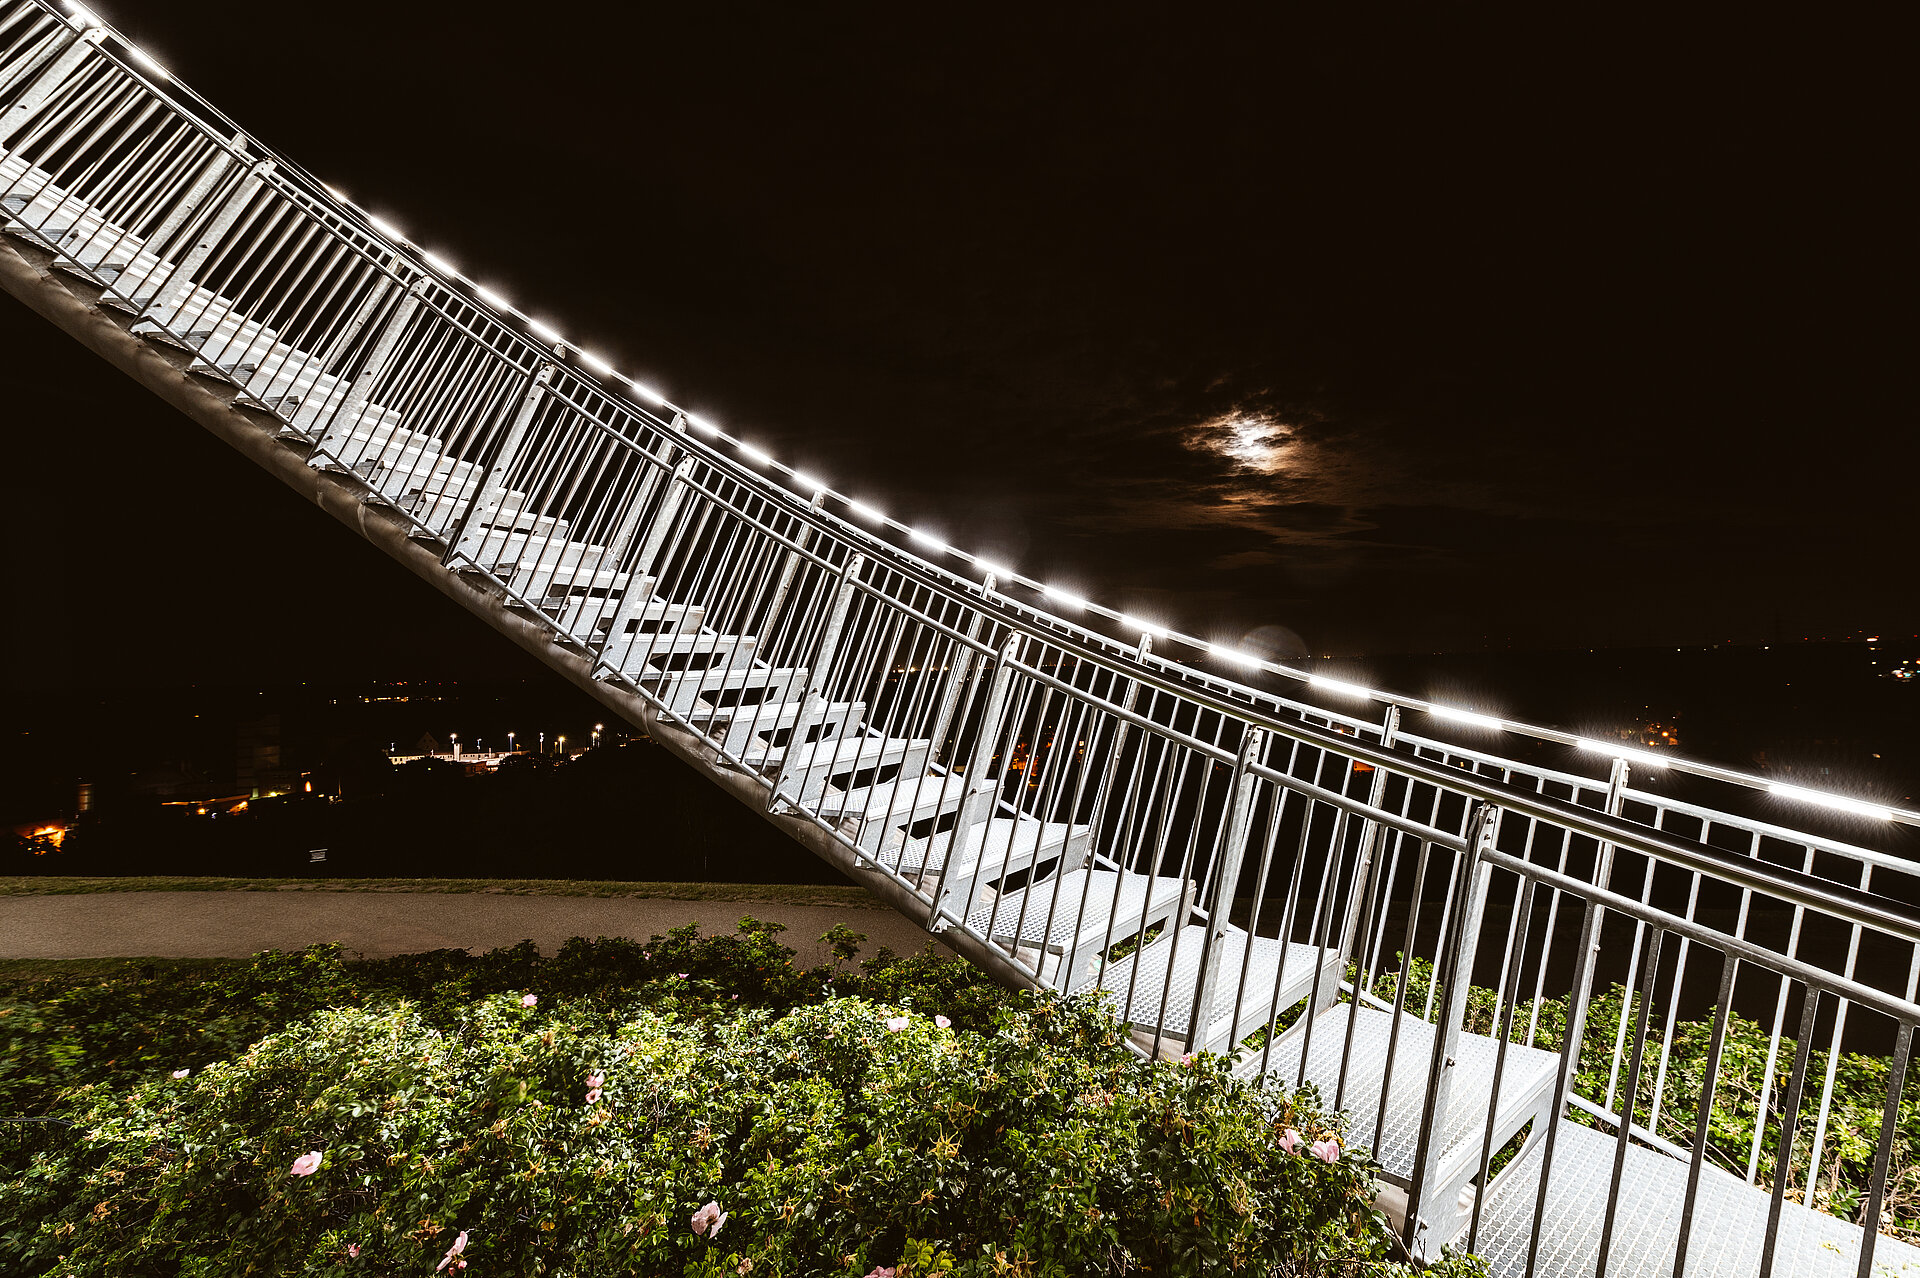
[4, 4, 1911, 697]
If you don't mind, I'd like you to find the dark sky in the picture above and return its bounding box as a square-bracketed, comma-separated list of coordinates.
[4, 3, 1911, 695]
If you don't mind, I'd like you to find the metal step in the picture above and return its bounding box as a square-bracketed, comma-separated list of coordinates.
[1474, 1118, 1920, 1277]
[1252, 1000, 1559, 1254]
[811, 771, 999, 851]
[649, 664, 807, 716]
[624, 632, 760, 675]
[596, 600, 704, 639]
[1077, 922, 1340, 1058]
[685, 698, 867, 753]
[753, 734, 935, 799]
[967, 867, 1191, 989]
[896, 814, 1093, 915]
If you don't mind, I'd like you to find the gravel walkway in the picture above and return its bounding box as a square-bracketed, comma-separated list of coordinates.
[0, 891, 953, 967]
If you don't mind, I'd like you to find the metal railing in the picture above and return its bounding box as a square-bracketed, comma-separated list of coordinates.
[4, 4, 1917, 1271]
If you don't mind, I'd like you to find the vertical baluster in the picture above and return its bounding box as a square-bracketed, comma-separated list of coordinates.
[1185, 726, 1265, 1054]
[768, 552, 865, 811]
[1404, 801, 1496, 1259]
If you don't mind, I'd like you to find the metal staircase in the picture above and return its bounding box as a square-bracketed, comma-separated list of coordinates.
[6, 5, 1920, 1272]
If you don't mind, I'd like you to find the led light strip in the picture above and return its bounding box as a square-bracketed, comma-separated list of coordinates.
[60, 1, 1908, 827]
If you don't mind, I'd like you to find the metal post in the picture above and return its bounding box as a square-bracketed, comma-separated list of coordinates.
[148, 157, 277, 324]
[593, 455, 696, 673]
[925, 633, 1021, 929]
[1185, 726, 1267, 1053]
[760, 491, 823, 641]
[926, 583, 993, 762]
[1404, 799, 1497, 1258]
[1330, 704, 1401, 1007]
[144, 132, 246, 257]
[0, 25, 102, 147]
[450, 361, 555, 565]
[310, 279, 424, 451]
[767, 552, 864, 810]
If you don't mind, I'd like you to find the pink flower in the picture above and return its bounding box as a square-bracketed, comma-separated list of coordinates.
[863, 1267, 897, 1278]
[737, 1260, 753, 1275]
[520, 993, 538, 1007]
[1279, 1128, 1302, 1155]
[171, 1068, 190, 1079]
[1180, 1052, 1196, 1065]
[690, 1201, 728, 1237]
[288, 1150, 322, 1177]
[346, 1243, 360, 1259]
[585, 1088, 602, 1104]
[885, 1016, 910, 1032]
[676, 972, 689, 979]
[934, 1015, 951, 1029]
[435, 1229, 469, 1272]
[586, 1071, 605, 1089]
[1312, 1138, 1341, 1164]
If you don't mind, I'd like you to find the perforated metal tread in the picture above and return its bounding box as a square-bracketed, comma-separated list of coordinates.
[891, 815, 1087, 880]
[966, 868, 1187, 951]
[812, 772, 994, 824]
[743, 735, 929, 776]
[1475, 1118, 1920, 1277]
[1251, 1001, 1559, 1183]
[1077, 923, 1336, 1052]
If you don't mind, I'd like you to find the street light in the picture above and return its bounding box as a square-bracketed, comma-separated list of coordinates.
[592, 723, 603, 747]
[450, 733, 460, 761]
[557, 735, 567, 757]
[508, 732, 515, 753]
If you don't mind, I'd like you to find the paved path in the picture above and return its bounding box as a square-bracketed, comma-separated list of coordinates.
[0, 891, 953, 967]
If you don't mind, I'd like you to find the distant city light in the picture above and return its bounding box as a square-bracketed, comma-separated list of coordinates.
[1768, 782, 1893, 822]
[1430, 705, 1504, 731]
[1310, 675, 1373, 699]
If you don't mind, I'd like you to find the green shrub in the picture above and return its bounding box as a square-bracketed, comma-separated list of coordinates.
[0, 925, 1478, 1276]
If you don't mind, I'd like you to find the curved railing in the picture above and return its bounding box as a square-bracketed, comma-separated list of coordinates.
[5, 4, 1917, 1270]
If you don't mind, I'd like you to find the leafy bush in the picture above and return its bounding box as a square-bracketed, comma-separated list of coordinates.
[0, 924, 1483, 1277]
